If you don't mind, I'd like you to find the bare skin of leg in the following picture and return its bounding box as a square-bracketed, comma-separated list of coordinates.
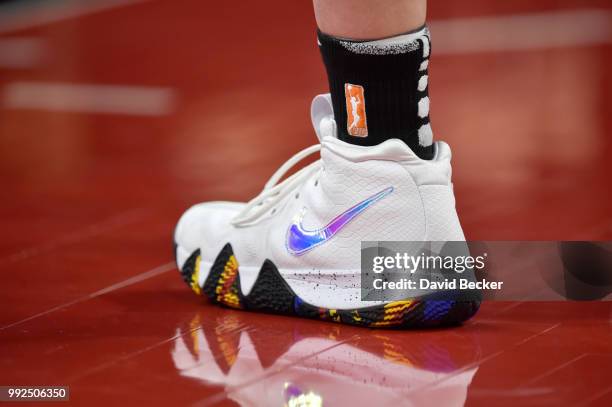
[313, 0, 427, 40]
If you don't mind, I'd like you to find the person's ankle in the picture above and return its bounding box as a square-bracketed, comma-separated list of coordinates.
[318, 26, 434, 160]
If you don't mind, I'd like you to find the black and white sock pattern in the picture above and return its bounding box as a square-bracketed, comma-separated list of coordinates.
[318, 26, 434, 159]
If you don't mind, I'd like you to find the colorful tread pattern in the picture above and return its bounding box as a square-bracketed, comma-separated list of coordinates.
[178, 243, 480, 329]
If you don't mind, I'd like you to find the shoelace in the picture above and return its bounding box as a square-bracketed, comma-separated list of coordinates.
[230, 144, 322, 227]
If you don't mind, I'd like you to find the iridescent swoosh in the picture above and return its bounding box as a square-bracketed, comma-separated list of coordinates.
[286, 186, 394, 256]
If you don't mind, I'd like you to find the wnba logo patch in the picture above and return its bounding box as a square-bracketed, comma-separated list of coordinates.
[344, 83, 368, 137]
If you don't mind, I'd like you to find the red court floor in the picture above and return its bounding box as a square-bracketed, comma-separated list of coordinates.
[0, 0, 611, 405]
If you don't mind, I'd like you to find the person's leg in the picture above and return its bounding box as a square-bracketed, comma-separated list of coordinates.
[314, 0, 433, 159]
[313, 0, 426, 39]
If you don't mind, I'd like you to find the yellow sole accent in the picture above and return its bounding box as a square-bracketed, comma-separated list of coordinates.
[216, 255, 242, 309]
[190, 255, 202, 295]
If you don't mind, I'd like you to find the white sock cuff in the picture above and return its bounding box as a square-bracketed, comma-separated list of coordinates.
[337, 26, 429, 55]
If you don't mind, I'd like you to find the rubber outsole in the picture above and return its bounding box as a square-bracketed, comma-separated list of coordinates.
[176, 243, 480, 329]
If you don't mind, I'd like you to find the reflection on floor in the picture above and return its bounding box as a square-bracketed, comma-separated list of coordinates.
[173, 312, 479, 406]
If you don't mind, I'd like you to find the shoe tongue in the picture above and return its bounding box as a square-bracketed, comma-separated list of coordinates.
[310, 93, 337, 142]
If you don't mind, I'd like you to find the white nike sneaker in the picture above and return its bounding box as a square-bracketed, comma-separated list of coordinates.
[174, 94, 480, 328]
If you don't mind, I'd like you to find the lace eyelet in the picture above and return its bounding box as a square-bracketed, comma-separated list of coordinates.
[295, 192, 300, 199]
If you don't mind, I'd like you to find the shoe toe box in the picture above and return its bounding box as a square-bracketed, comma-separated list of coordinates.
[174, 201, 244, 270]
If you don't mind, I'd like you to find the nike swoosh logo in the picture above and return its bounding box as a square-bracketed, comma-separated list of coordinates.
[286, 186, 394, 256]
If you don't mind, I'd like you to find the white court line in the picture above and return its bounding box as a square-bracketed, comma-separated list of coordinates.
[0, 261, 175, 331]
[0, 8, 607, 75]
[2, 82, 176, 116]
[0, 3, 609, 53]
[0, 208, 152, 266]
[0, 0, 147, 35]
[2, 9, 608, 115]
[430, 8, 612, 54]
[520, 353, 587, 386]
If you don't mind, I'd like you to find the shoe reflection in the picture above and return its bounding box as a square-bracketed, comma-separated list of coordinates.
[172, 311, 480, 406]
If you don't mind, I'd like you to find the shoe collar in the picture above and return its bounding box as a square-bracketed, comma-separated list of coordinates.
[311, 93, 452, 185]
[322, 136, 451, 164]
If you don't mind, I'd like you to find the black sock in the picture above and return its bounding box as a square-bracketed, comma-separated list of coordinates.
[317, 26, 434, 160]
